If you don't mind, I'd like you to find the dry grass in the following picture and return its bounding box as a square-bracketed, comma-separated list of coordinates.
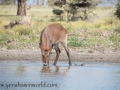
[0, 5, 120, 52]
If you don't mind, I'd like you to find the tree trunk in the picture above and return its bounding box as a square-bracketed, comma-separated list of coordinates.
[17, 0, 26, 16]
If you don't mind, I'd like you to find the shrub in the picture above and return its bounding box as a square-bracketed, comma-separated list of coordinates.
[53, 9, 64, 15]
[115, 3, 120, 19]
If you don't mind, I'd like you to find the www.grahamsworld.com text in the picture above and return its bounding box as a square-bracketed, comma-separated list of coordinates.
[0, 82, 57, 89]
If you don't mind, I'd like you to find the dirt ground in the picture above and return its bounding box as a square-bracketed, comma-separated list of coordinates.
[0, 48, 120, 63]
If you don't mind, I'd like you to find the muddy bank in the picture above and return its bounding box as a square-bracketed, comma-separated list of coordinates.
[0, 49, 120, 63]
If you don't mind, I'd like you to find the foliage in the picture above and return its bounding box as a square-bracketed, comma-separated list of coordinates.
[53, 9, 64, 15]
[48, 0, 102, 21]
[115, 0, 120, 19]
[52, 8, 64, 21]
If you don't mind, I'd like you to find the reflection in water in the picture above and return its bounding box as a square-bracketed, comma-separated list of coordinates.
[15, 61, 26, 76]
[16, 66, 26, 75]
[41, 66, 51, 73]
[40, 66, 71, 90]
[41, 66, 70, 75]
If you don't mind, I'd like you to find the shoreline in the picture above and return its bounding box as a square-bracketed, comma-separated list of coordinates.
[0, 49, 120, 63]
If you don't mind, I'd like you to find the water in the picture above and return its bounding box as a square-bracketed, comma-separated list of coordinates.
[0, 60, 120, 90]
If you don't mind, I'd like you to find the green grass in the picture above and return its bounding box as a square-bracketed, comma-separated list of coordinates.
[68, 36, 83, 47]
[0, 5, 120, 51]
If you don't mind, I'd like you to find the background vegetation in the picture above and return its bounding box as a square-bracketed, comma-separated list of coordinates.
[0, 1, 120, 52]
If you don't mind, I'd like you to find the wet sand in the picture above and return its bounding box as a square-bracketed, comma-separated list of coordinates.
[0, 49, 120, 63]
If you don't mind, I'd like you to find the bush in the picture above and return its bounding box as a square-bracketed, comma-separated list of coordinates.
[115, 1, 120, 19]
[53, 9, 64, 15]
